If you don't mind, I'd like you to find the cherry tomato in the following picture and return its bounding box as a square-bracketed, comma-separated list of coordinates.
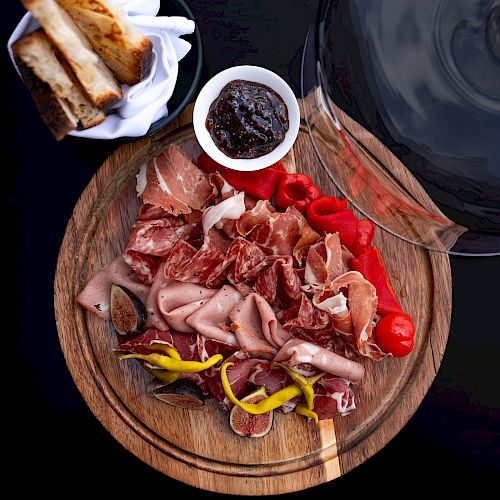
[374, 312, 415, 357]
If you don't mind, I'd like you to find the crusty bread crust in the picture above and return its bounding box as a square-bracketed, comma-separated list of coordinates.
[14, 54, 78, 140]
[13, 29, 106, 130]
[22, 0, 122, 109]
[57, 0, 153, 85]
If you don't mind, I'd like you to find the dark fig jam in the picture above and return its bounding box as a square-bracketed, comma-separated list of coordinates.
[206, 80, 289, 159]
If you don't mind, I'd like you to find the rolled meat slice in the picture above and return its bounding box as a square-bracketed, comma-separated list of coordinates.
[158, 281, 217, 333]
[230, 293, 291, 359]
[186, 285, 242, 346]
[274, 338, 365, 382]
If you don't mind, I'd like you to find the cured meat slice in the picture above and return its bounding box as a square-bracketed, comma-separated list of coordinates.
[204, 351, 262, 410]
[247, 361, 289, 395]
[236, 200, 276, 236]
[125, 217, 197, 257]
[123, 250, 158, 285]
[206, 237, 267, 288]
[186, 285, 242, 346]
[249, 208, 303, 256]
[137, 145, 213, 215]
[315, 271, 385, 360]
[293, 222, 321, 267]
[229, 293, 291, 359]
[303, 233, 343, 288]
[197, 335, 238, 362]
[77, 256, 150, 320]
[157, 281, 217, 332]
[202, 191, 246, 235]
[281, 293, 331, 336]
[253, 256, 301, 307]
[144, 261, 172, 331]
[137, 203, 172, 221]
[313, 290, 353, 335]
[164, 237, 225, 286]
[113, 329, 174, 355]
[274, 338, 365, 382]
[207, 227, 233, 253]
[314, 375, 356, 420]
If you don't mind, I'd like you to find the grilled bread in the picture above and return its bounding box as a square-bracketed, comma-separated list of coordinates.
[57, 0, 153, 85]
[13, 29, 106, 136]
[22, 0, 122, 109]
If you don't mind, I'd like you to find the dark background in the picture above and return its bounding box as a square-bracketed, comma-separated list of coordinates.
[4, 0, 498, 496]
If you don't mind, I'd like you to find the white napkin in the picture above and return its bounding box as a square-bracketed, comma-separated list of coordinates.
[7, 0, 195, 139]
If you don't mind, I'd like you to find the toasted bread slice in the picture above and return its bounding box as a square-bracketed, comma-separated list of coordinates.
[57, 0, 153, 85]
[13, 29, 106, 131]
[22, 0, 122, 109]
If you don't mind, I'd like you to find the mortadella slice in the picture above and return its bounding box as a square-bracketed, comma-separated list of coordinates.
[185, 285, 242, 346]
[77, 255, 150, 320]
[274, 338, 365, 382]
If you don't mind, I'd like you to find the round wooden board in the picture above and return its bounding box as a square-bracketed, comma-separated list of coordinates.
[54, 104, 451, 495]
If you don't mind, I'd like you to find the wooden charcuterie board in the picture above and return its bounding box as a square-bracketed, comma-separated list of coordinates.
[54, 103, 451, 495]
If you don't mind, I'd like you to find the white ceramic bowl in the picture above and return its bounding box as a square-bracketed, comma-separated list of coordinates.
[193, 65, 300, 171]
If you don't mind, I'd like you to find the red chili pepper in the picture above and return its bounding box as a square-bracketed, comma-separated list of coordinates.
[306, 196, 357, 247]
[274, 173, 322, 214]
[350, 220, 375, 257]
[196, 153, 285, 200]
[374, 312, 415, 357]
[350, 247, 403, 316]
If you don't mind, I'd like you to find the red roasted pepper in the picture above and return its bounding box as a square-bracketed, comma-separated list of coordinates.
[374, 312, 415, 357]
[351, 220, 375, 257]
[306, 196, 357, 247]
[351, 247, 402, 316]
[196, 153, 285, 200]
[275, 173, 322, 214]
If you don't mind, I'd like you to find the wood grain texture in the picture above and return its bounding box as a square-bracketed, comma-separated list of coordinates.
[54, 103, 451, 495]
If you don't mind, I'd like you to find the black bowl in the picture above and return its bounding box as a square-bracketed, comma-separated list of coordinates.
[118, 0, 202, 141]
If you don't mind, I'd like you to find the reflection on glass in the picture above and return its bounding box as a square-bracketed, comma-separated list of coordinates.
[301, 0, 500, 255]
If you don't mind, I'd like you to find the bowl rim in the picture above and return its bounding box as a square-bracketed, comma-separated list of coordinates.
[192, 65, 300, 171]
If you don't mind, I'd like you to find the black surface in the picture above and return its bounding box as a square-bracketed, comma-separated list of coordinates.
[4, 0, 498, 495]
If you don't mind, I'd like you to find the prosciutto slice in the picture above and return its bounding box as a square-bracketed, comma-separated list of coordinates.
[303, 233, 343, 288]
[114, 329, 174, 355]
[274, 338, 365, 382]
[202, 191, 246, 235]
[137, 145, 213, 215]
[157, 281, 217, 332]
[77, 256, 150, 320]
[236, 200, 276, 236]
[248, 361, 289, 395]
[186, 285, 242, 346]
[229, 293, 291, 359]
[313, 290, 353, 335]
[314, 375, 356, 419]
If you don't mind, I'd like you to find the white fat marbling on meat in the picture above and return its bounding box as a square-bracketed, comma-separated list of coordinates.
[202, 191, 245, 234]
[154, 160, 173, 195]
[136, 164, 148, 196]
[313, 291, 347, 315]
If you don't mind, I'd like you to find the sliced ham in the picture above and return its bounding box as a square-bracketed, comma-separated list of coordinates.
[185, 285, 242, 346]
[313, 290, 353, 335]
[253, 256, 301, 307]
[144, 261, 172, 331]
[202, 191, 246, 235]
[293, 221, 321, 267]
[77, 256, 150, 320]
[137, 145, 212, 215]
[157, 281, 217, 332]
[274, 338, 365, 382]
[229, 293, 291, 359]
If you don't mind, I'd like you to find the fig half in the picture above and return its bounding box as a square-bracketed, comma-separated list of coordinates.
[152, 380, 205, 409]
[229, 387, 274, 438]
[110, 283, 146, 335]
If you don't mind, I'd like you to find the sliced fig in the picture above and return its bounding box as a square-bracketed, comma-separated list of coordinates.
[229, 386, 274, 438]
[152, 380, 205, 409]
[110, 283, 146, 335]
